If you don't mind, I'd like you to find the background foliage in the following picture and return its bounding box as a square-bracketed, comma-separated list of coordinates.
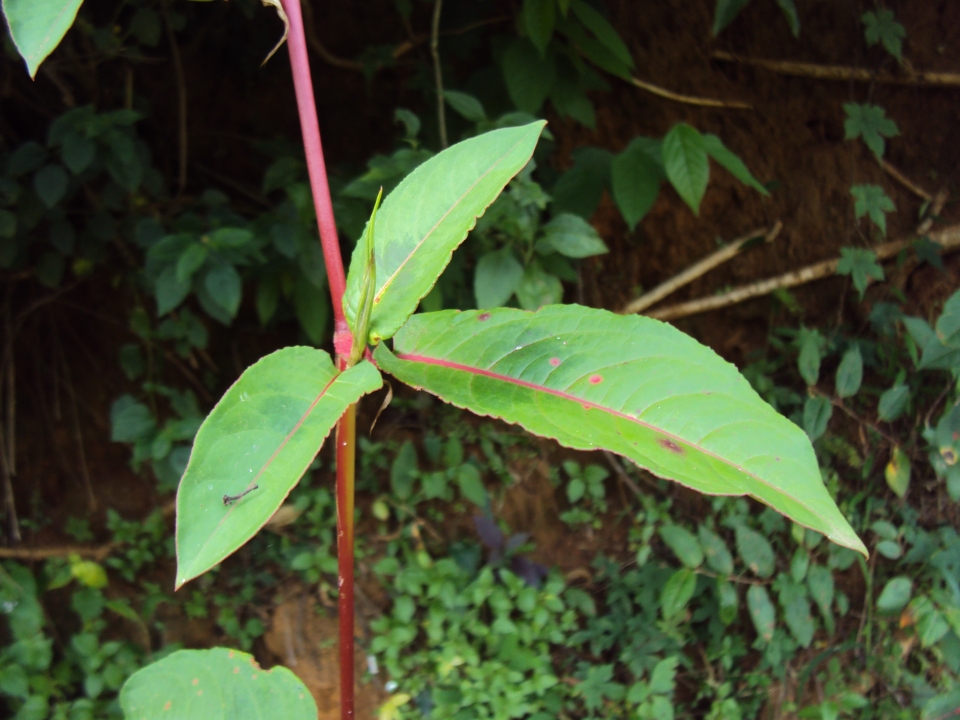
[0, 0, 958, 718]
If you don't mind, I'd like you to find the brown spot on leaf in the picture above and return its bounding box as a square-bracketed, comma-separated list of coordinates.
[659, 438, 683, 454]
[164, 701, 172, 711]
[478, 312, 490, 321]
[192, 679, 199, 686]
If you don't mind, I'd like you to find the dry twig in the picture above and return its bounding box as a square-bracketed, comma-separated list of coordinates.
[431, 0, 447, 149]
[881, 160, 933, 203]
[647, 224, 960, 321]
[713, 51, 960, 88]
[629, 76, 752, 110]
[621, 224, 780, 315]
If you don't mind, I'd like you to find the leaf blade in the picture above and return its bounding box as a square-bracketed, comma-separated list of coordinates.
[2, 0, 84, 78]
[374, 305, 866, 555]
[343, 122, 546, 343]
[175, 351, 381, 587]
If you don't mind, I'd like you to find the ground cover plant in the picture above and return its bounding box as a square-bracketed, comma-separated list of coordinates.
[0, 1, 958, 719]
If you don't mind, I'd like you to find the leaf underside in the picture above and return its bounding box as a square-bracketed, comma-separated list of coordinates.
[119, 648, 317, 720]
[175, 348, 381, 587]
[343, 121, 546, 343]
[374, 305, 865, 555]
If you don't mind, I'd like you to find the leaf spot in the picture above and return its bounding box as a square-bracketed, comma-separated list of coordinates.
[192, 679, 199, 686]
[197, 690, 203, 696]
[549, 357, 560, 366]
[478, 312, 490, 321]
[658, 438, 683, 454]
[164, 701, 172, 711]
[233, 667, 240, 673]
[589, 374, 603, 384]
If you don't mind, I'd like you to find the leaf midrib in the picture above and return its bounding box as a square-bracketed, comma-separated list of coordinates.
[394, 351, 834, 532]
[373, 125, 540, 307]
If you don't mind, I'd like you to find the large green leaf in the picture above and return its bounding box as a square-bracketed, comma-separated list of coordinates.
[2, 0, 84, 77]
[374, 305, 865, 554]
[343, 122, 546, 343]
[120, 648, 317, 720]
[175, 349, 381, 587]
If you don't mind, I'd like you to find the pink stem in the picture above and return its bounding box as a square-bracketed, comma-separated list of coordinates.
[280, 0, 348, 333]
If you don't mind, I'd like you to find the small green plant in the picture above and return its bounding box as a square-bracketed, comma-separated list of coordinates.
[559, 460, 609, 528]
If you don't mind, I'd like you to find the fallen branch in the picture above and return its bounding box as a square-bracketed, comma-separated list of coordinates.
[881, 160, 933, 203]
[713, 51, 960, 88]
[630, 76, 752, 110]
[646, 224, 960, 321]
[621, 223, 780, 315]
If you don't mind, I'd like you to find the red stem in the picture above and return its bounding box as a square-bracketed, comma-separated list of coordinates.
[335, 404, 356, 720]
[280, 3, 355, 718]
[280, 0, 348, 333]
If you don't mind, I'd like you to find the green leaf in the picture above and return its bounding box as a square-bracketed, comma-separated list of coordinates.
[523, 0, 555, 56]
[256, 275, 280, 326]
[568, 0, 633, 69]
[343, 122, 545, 343]
[293, 271, 329, 344]
[661, 568, 697, 619]
[2, 0, 85, 78]
[783, 596, 814, 647]
[552, 147, 612, 219]
[747, 585, 776, 642]
[851, 184, 895, 236]
[807, 564, 834, 632]
[611, 139, 664, 229]
[862, 9, 905, 62]
[876, 576, 912, 613]
[836, 247, 884, 299]
[834, 346, 863, 399]
[119, 648, 317, 720]
[648, 656, 678, 694]
[885, 446, 910, 498]
[790, 547, 810, 582]
[391, 441, 418, 500]
[444, 91, 487, 123]
[699, 526, 734, 576]
[502, 39, 556, 114]
[515, 264, 563, 310]
[175, 350, 381, 586]
[62, 133, 95, 174]
[537, 214, 608, 258]
[936, 289, 960, 346]
[457, 464, 488, 508]
[176, 244, 209, 283]
[803, 396, 832, 441]
[475, 249, 524, 309]
[735, 525, 776, 578]
[774, 0, 800, 37]
[797, 327, 825, 386]
[204, 264, 242, 320]
[660, 525, 704, 569]
[567, 476, 585, 502]
[843, 103, 899, 159]
[713, 0, 752, 35]
[718, 580, 738, 625]
[129, 7, 161, 47]
[110, 395, 155, 442]
[702, 134, 769, 196]
[374, 305, 866, 555]
[663, 124, 709, 215]
[878, 384, 909, 422]
[155, 266, 191, 316]
[33, 164, 69, 208]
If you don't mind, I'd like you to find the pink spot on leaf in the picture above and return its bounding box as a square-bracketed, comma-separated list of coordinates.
[549, 357, 560, 367]
[192, 679, 199, 686]
[478, 312, 490, 321]
[658, 438, 683, 455]
[589, 374, 603, 384]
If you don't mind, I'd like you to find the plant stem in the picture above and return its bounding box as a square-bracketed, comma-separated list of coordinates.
[430, 0, 447, 149]
[280, 0, 348, 333]
[335, 403, 357, 720]
[280, 4, 355, 718]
